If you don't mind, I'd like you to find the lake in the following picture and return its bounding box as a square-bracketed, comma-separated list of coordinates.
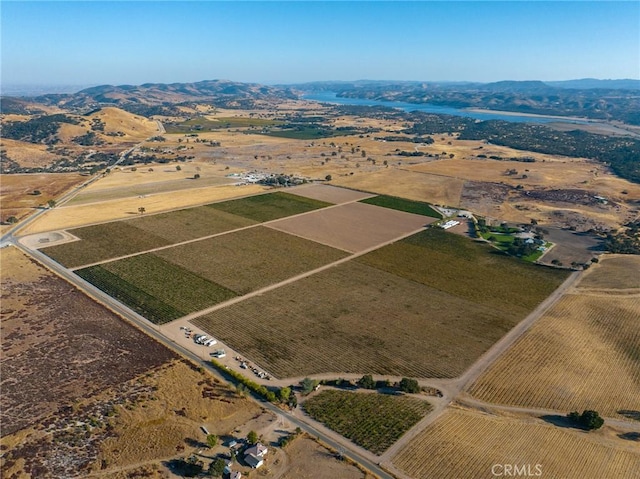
[302, 91, 591, 125]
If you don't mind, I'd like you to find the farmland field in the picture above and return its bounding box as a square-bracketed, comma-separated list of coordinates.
[290, 184, 375, 204]
[359, 194, 442, 218]
[392, 407, 640, 479]
[77, 254, 237, 324]
[267, 202, 433, 253]
[155, 226, 348, 294]
[468, 293, 640, 419]
[206, 191, 332, 222]
[41, 221, 170, 268]
[126, 205, 256, 243]
[191, 260, 522, 378]
[357, 228, 570, 316]
[578, 254, 640, 290]
[303, 390, 431, 455]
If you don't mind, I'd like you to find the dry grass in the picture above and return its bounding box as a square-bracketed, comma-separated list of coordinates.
[392, 407, 640, 479]
[0, 138, 62, 168]
[97, 359, 261, 469]
[20, 183, 268, 234]
[277, 436, 370, 479]
[468, 291, 640, 419]
[89, 107, 159, 140]
[579, 254, 640, 290]
[332, 167, 464, 207]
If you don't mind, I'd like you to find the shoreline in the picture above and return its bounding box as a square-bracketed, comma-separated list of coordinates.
[465, 107, 592, 123]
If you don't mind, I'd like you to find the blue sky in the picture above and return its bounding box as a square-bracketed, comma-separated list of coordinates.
[2, 1, 639, 87]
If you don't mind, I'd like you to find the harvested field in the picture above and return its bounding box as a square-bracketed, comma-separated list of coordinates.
[206, 191, 331, 222]
[357, 228, 570, 316]
[359, 194, 442, 218]
[267, 202, 432, 253]
[0, 246, 177, 437]
[468, 293, 640, 419]
[192, 261, 522, 379]
[333, 168, 465, 207]
[392, 407, 640, 479]
[125, 205, 256, 243]
[41, 221, 170, 268]
[76, 254, 237, 324]
[303, 390, 431, 455]
[276, 435, 372, 479]
[289, 183, 375, 204]
[20, 183, 268, 235]
[579, 254, 640, 290]
[155, 226, 348, 295]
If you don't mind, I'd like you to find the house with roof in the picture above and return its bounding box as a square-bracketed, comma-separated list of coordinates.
[244, 443, 268, 469]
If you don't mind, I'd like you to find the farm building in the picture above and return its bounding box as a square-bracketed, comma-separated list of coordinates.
[244, 443, 268, 469]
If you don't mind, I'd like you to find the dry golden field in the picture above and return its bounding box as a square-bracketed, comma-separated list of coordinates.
[20, 183, 267, 234]
[392, 407, 640, 479]
[578, 254, 640, 290]
[1, 173, 84, 221]
[1, 138, 62, 168]
[468, 255, 640, 419]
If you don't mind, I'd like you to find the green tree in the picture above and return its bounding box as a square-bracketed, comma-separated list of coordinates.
[325, 174, 332, 181]
[247, 430, 258, 445]
[138, 206, 146, 215]
[208, 458, 226, 477]
[568, 410, 604, 430]
[357, 374, 376, 390]
[399, 378, 420, 394]
[301, 377, 318, 395]
[206, 434, 218, 448]
[176, 165, 182, 171]
[194, 173, 201, 179]
[32, 190, 41, 196]
[6, 216, 18, 224]
[279, 386, 292, 403]
[47, 199, 56, 208]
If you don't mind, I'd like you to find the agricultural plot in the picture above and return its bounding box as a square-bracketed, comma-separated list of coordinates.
[359, 194, 442, 218]
[290, 184, 375, 204]
[76, 254, 236, 324]
[468, 292, 640, 419]
[155, 226, 348, 295]
[357, 228, 570, 317]
[41, 221, 170, 268]
[267, 202, 432, 253]
[206, 191, 331, 222]
[579, 254, 640, 290]
[392, 407, 640, 479]
[303, 390, 431, 455]
[191, 261, 520, 379]
[127, 205, 256, 243]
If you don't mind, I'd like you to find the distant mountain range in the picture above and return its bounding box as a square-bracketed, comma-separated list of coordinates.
[2, 78, 639, 125]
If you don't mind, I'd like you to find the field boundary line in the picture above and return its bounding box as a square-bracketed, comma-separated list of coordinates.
[181, 226, 428, 323]
[66, 199, 369, 270]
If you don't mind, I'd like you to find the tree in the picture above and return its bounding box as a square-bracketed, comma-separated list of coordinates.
[47, 199, 56, 208]
[32, 190, 42, 196]
[279, 386, 291, 403]
[357, 374, 376, 390]
[206, 434, 218, 448]
[176, 165, 182, 171]
[138, 207, 146, 215]
[6, 216, 18, 224]
[567, 410, 604, 430]
[208, 458, 226, 477]
[324, 174, 332, 181]
[399, 378, 420, 394]
[194, 173, 201, 179]
[301, 377, 318, 395]
[247, 430, 258, 445]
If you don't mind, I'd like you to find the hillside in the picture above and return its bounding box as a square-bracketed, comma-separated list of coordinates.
[30, 79, 297, 114]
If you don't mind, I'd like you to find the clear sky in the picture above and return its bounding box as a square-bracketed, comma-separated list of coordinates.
[2, 1, 639, 88]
